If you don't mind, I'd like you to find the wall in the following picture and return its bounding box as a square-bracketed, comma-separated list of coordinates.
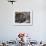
[0, 0, 46, 41]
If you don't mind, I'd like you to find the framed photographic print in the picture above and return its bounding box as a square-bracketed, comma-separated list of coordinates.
[14, 10, 33, 26]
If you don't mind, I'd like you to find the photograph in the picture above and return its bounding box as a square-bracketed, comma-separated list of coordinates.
[15, 11, 32, 26]
[0, 0, 46, 46]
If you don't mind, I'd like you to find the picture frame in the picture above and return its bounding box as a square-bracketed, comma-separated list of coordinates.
[14, 9, 33, 26]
